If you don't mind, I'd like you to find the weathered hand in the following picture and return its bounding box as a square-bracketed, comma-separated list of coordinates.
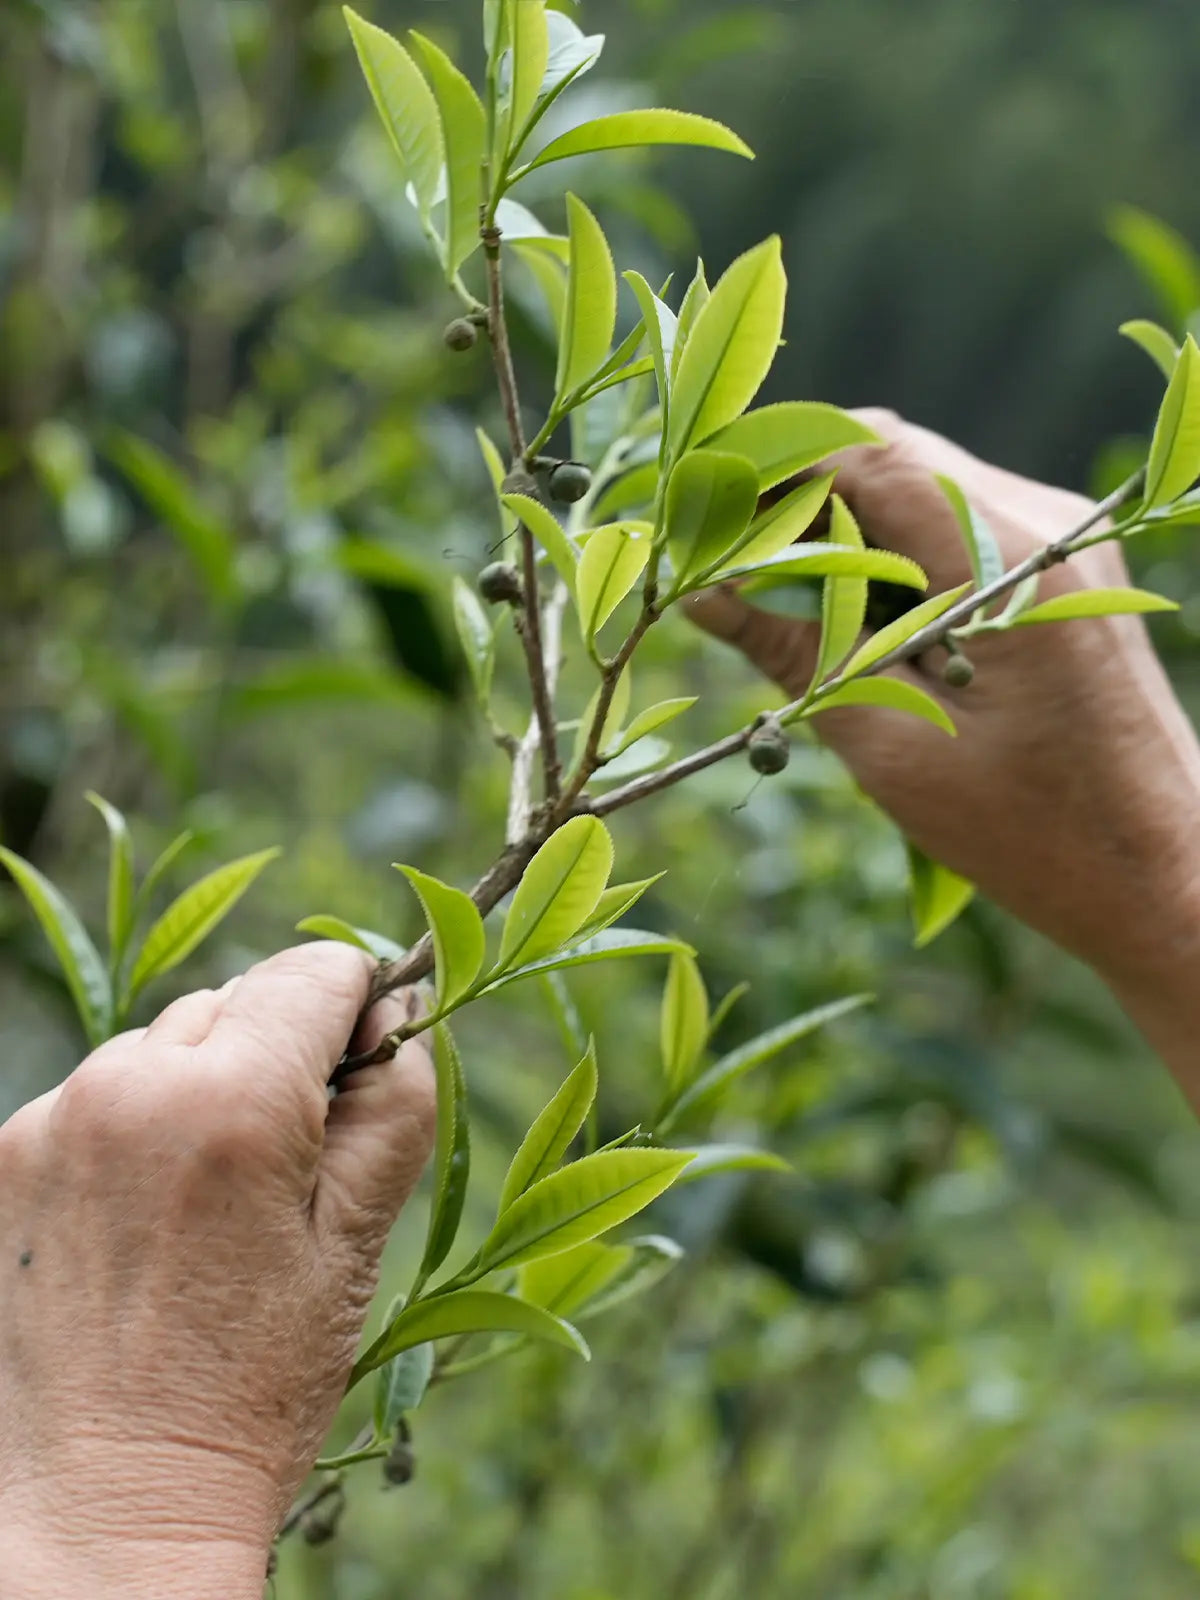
[0, 943, 436, 1600]
[692, 410, 1200, 1096]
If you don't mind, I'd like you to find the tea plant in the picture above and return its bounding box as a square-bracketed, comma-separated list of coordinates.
[6, 0, 1200, 1560]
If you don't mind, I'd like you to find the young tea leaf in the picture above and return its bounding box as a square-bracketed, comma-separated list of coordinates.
[573, 1233, 683, 1319]
[1107, 205, 1200, 333]
[936, 476, 1006, 592]
[811, 496, 868, 686]
[707, 402, 882, 493]
[908, 843, 975, 949]
[610, 699, 696, 756]
[481, 929, 689, 995]
[712, 473, 834, 576]
[1009, 588, 1177, 626]
[296, 915, 406, 963]
[840, 584, 971, 678]
[504, 0, 550, 155]
[668, 238, 786, 458]
[660, 951, 709, 1093]
[720, 542, 928, 593]
[671, 261, 710, 386]
[575, 876, 665, 937]
[343, 8, 442, 218]
[396, 866, 486, 1011]
[569, 670, 633, 773]
[0, 847, 112, 1047]
[557, 194, 618, 402]
[676, 1144, 791, 1183]
[496, 815, 614, 972]
[807, 677, 957, 738]
[498, 1042, 598, 1212]
[1144, 333, 1200, 509]
[373, 1298, 435, 1434]
[106, 432, 238, 609]
[575, 522, 652, 639]
[518, 1239, 633, 1318]
[350, 1289, 588, 1386]
[470, 1147, 693, 1275]
[85, 791, 135, 972]
[1120, 320, 1180, 382]
[519, 108, 752, 178]
[664, 449, 759, 592]
[477, 427, 518, 542]
[125, 848, 281, 1004]
[412, 1023, 471, 1292]
[623, 271, 678, 417]
[452, 576, 496, 706]
[410, 31, 487, 277]
[501, 492, 578, 595]
[659, 994, 873, 1132]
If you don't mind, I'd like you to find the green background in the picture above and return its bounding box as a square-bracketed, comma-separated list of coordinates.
[5, 1, 1200, 1595]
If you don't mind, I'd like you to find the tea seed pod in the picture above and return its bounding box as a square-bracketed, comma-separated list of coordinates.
[549, 461, 593, 505]
[748, 717, 790, 776]
[383, 1427, 416, 1488]
[943, 652, 975, 689]
[443, 317, 478, 352]
[300, 1485, 345, 1547]
[479, 562, 522, 605]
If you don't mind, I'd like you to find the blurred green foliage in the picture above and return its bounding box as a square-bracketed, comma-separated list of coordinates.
[5, 1, 1200, 1596]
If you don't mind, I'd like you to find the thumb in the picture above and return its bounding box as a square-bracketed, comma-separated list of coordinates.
[686, 586, 821, 698]
[315, 989, 437, 1249]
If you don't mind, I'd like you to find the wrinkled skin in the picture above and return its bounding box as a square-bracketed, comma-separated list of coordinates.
[0, 943, 435, 1599]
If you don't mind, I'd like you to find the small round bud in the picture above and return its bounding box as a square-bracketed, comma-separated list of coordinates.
[942, 652, 975, 689]
[383, 1433, 416, 1488]
[443, 317, 478, 352]
[549, 461, 593, 505]
[500, 469, 539, 501]
[300, 1485, 345, 1547]
[748, 718, 790, 776]
[478, 561, 522, 605]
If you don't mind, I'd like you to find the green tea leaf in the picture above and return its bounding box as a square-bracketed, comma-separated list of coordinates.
[670, 261, 710, 386]
[373, 1298, 434, 1432]
[676, 1144, 791, 1183]
[908, 843, 975, 949]
[135, 830, 196, 916]
[499, 1042, 598, 1212]
[660, 950, 709, 1093]
[575, 877, 665, 937]
[413, 1024, 471, 1291]
[664, 449, 759, 591]
[610, 699, 696, 756]
[810, 496, 868, 685]
[126, 848, 281, 1003]
[0, 847, 112, 1047]
[471, 1147, 693, 1275]
[410, 31, 487, 277]
[520, 109, 752, 178]
[1107, 206, 1200, 333]
[350, 1289, 587, 1385]
[575, 1233, 683, 1318]
[807, 677, 957, 738]
[541, 10, 605, 96]
[296, 916, 406, 963]
[343, 8, 442, 218]
[719, 542, 927, 593]
[396, 866, 486, 1011]
[570, 670, 633, 773]
[668, 238, 785, 457]
[557, 195, 618, 400]
[1145, 333, 1200, 509]
[592, 461, 659, 521]
[518, 1240, 633, 1318]
[496, 816, 613, 972]
[841, 584, 971, 678]
[707, 402, 883, 493]
[85, 791, 135, 971]
[505, 0, 549, 153]
[452, 576, 496, 706]
[707, 981, 750, 1041]
[512, 240, 568, 328]
[660, 994, 872, 1132]
[482, 929, 689, 995]
[1120, 320, 1180, 382]
[623, 271, 678, 415]
[575, 522, 652, 639]
[477, 427, 518, 542]
[712, 473, 834, 576]
[936, 476, 1006, 592]
[1009, 588, 1178, 626]
[501, 492, 578, 595]
[106, 431, 237, 608]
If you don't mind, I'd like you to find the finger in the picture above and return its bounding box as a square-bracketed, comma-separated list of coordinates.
[686, 588, 821, 698]
[143, 988, 228, 1048]
[204, 942, 375, 1101]
[315, 992, 437, 1247]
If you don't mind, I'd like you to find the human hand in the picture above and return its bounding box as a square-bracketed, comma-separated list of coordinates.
[692, 410, 1200, 1093]
[0, 943, 436, 1600]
